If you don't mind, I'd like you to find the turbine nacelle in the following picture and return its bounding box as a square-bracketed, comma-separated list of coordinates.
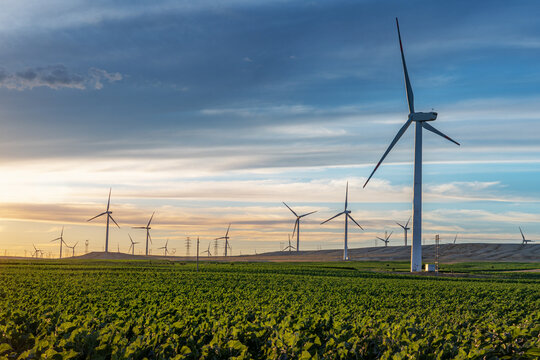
[410, 112, 437, 122]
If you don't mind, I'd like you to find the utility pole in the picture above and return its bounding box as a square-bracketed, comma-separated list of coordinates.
[435, 234, 440, 274]
[196, 237, 199, 272]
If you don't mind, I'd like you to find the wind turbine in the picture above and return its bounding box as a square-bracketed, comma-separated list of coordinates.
[320, 182, 363, 260]
[363, 18, 460, 272]
[283, 202, 316, 252]
[519, 227, 534, 245]
[215, 224, 231, 256]
[132, 211, 155, 256]
[377, 231, 393, 247]
[32, 244, 43, 258]
[396, 217, 411, 246]
[158, 239, 169, 256]
[66, 242, 78, 257]
[283, 234, 296, 252]
[202, 242, 212, 257]
[87, 188, 120, 253]
[51, 226, 67, 259]
[128, 234, 139, 255]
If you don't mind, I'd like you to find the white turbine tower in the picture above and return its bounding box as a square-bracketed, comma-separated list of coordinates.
[133, 211, 155, 256]
[396, 217, 411, 246]
[321, 182, 363, 260]
[364, 18, 460, 272]
[87, 188, 120, 253]
[283, 202, 316, 252]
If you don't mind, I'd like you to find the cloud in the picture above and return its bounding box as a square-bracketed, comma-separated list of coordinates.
[0, 65, 122, 90]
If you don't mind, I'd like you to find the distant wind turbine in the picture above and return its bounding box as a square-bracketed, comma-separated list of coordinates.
[133, 211, 155, 256]
[66, 242, 78, 257]
[363, 18, 460, 272]
[202, 242, 212, 257]
[396, 217, 411, 246]
[51, 226, 67, 259]
[377, 231, 393, 247]
[453, 234, 458, 244]
[320, 182, 363, 260]
[158, 239, 169, 256]
[128, 234, 139, 255]
[519, 227, 534, 245]
[283, 234, 296, 252]
[32, 244, 43, 258]
[87, 188, 120, 253]
[215, 224, 231, 256]
[283, 202, 316, 252]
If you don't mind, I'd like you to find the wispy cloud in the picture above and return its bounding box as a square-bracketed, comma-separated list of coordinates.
[0, 65, 122, 90]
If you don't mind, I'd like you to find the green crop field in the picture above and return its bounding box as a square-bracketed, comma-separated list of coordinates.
[0, 260, 538, 359]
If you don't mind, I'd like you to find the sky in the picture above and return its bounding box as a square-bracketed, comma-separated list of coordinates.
[1, 0, 540, 257]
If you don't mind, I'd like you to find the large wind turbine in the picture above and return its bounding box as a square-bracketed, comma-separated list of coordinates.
[87, 188, 120, 253]
[396, 217, 411, 246]
[51, 226, 67, 259]
[519, 227, 534, 245]
[215, 224, 231, 256]
[363, 18, 460, 272]
[321, 182, 363, 260]
[377, 231, 393, 247]
[128, 234, 139, 255]
[133, 211, 155, 256]
[283, 202, 316, 252]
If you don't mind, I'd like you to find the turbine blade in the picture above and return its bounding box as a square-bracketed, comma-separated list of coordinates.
[519, 227, 525, 241]
[225, 224, 231, 237]
[129, 234, 134, 243]
[364, 118, 412, 188]
[61, 226, 64, 237]
[282, 202, 298, 217]
[299, 210, 317, 218]
[148, 232, 152, 244]
[387, 231, 393, 240]
[321, 212, 344, 225]
[396, 222, 404, 229]
[132, 226, 146, 229]
[87, 212, 107, 222]
[405, 216, 411, 228]
[106, 188, 112, 211]
[147, 211, 155, 227]
[344, 181, 349, 210]
[376, 237, 385, 242]
[347, 214, 364, 230]
[396, 18, 414, 113]
[292, 219, 298, 238]
[422, 122, 460, 146]
[109, 215, 120, 228]
[215, 237, 225, 240]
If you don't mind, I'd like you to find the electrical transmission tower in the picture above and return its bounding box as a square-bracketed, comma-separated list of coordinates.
[186, 237, 191, 256]
[214, 239, 219, 256]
